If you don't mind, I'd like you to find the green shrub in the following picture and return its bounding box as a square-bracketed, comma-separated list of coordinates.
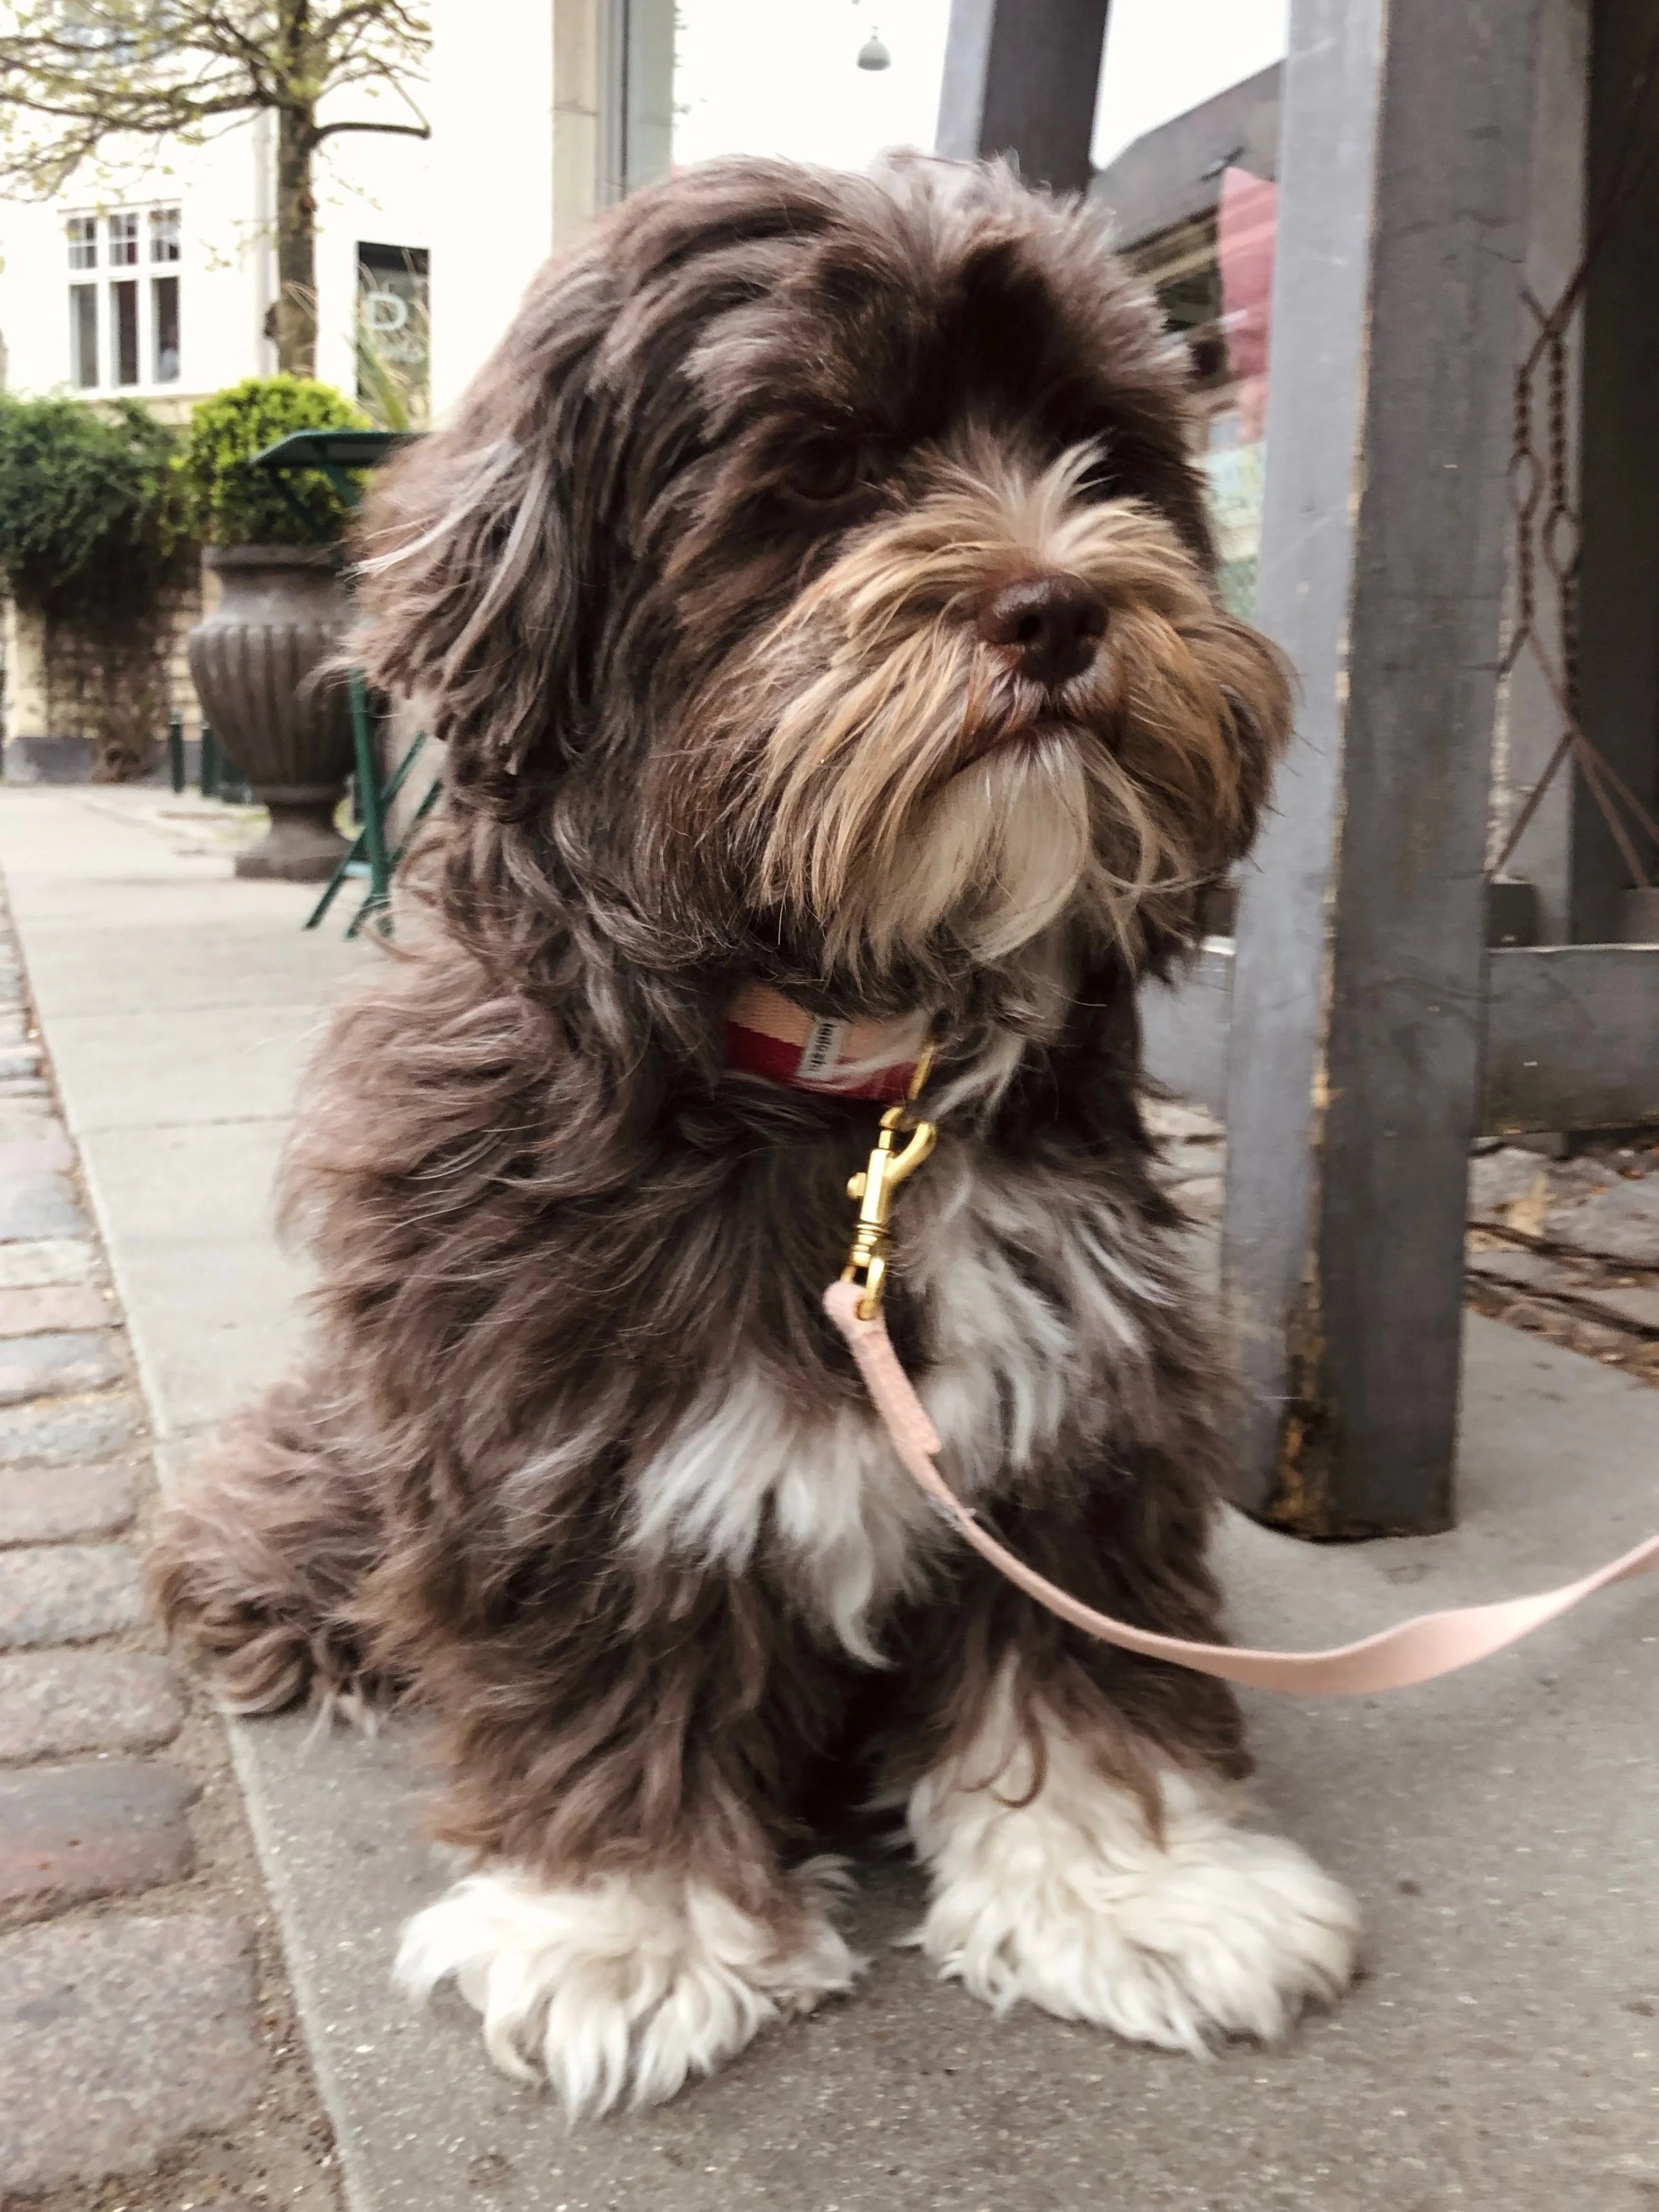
[177, 375, 370, 547]
[0, 395, 191, 622]
[0, 395, 194, 778]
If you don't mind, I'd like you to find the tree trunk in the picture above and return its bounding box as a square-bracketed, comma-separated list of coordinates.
[274, 103, 318, 377]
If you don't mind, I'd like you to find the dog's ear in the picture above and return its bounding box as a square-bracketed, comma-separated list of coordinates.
[351, 243, 619, 815]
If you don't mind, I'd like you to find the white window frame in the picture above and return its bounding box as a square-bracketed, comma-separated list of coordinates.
[107, 209, 139, 267]
[64, 202, 183, 393]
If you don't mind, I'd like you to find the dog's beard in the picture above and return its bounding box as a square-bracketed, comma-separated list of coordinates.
[676, 444, 1280, 983]
[847, 732, 1097, 969]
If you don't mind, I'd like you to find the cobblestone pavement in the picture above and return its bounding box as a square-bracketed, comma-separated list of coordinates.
[0, 888, 343, 2212]
[1147, 1099, 1659, 1385]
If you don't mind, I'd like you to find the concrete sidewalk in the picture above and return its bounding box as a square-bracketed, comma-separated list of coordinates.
[3, 781, 1656, 2212]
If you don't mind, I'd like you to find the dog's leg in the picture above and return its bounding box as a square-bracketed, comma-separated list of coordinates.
[892, 1489, 1359, 2051]
[397, 1853, 858, 2116]
[393, 1574, 863, 2116]
[148, 1371, 389, 1720]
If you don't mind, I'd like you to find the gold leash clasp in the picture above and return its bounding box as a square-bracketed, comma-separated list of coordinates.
[840, 1046, 938, 1320]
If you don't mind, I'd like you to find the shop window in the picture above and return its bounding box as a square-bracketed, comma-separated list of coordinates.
[355, 242, 430, 426]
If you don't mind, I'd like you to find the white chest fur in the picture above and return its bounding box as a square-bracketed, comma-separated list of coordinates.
[627, 1144, 1165, 1662]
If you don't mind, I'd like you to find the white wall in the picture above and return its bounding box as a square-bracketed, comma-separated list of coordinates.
[426, 0, 557, 417]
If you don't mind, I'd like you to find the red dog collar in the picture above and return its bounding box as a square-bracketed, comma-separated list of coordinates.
[726, 983, 927, 1102]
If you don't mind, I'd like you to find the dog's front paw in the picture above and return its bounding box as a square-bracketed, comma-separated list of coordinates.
[395, 1862, 861, 2115]
[913, 1760, 1359, 2054]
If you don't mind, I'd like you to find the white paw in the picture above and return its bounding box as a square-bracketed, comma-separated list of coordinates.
[395, 1860, 861, 2116]
[910, 1702, 1359, 2054]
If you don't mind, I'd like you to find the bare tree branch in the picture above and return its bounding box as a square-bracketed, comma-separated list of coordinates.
[309, 114, 427, 146]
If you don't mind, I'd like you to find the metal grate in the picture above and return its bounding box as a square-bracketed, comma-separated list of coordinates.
[1488, 18, 1659, 892]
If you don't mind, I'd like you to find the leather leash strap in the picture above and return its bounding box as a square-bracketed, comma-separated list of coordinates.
[823, 1277, 1659, 1697]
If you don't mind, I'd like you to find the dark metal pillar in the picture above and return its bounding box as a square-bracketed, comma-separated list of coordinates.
[1572, 0, 1659, 944]
[935, 0, 1111, 192]
[1220, 0, 1542, 1536]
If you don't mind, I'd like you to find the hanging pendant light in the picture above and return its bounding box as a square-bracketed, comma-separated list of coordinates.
[857, 30, 892, 70]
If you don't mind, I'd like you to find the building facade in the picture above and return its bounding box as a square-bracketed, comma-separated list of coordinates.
[0, 78, 431, 420]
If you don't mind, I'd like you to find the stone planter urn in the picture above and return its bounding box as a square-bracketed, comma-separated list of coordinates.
[187, 546, 355, 881]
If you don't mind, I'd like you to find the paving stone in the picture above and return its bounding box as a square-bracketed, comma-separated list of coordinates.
[0, 1279, 111, 1335]
[0, 1048, 41, 1083]
[0, 1079, 51, 1102]
[0, 1392, 135, 1465]
[1564, 1282, 1659, 1334]
[0, 1650, 184, 1759]
[0, 1914, 261, 2193]
[0, 1327, 122, 1405]
[1468, 1146, 1552, 1217]
[1465, 1244, 1574, 1293]
[1546, 1178, 1659, 1268]
[1500, 1296, 1631, 1357]
[0, 1169, 85, 1241]
[0, 1136, 72, 1177]
[0, 1459, 136, 1543]
[0, 1236, 96, 1290]
[0, 1107, 64, 1146]
[0, 1759, 196, 1924]
[0, 1545, 143, 1648]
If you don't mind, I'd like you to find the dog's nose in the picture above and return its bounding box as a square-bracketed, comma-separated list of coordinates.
[976, 573, 1107, 687]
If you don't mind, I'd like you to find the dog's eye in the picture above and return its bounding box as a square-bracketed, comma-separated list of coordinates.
[789, 439, 863, 505]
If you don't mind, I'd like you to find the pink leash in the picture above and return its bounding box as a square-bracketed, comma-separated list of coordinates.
[823, 1277, 1659, 1697]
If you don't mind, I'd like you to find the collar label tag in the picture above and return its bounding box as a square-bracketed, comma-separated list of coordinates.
[796, 1018, 852, 1084]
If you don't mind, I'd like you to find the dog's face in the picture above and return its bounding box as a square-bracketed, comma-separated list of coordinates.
[359, 157, 1289, 1002]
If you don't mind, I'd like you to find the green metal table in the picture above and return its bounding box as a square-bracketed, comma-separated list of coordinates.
[248, 428, 440, 937]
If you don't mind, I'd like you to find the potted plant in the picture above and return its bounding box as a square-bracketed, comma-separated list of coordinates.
[177, 376, 370, 881]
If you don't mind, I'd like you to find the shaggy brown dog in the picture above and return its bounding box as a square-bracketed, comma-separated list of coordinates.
[152, 155, 1358, 2117]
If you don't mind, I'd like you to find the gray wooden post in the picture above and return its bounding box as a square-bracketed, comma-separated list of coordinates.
[935, 0, 1111, 192]
[1220, 0, 1542, 1536]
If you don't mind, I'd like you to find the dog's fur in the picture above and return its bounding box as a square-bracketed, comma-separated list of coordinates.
[150, 156, 1359, 2116]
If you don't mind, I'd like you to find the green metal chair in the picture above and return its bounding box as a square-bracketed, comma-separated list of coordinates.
[246, 429, 439, 937]
[165, 710, 252, 804]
